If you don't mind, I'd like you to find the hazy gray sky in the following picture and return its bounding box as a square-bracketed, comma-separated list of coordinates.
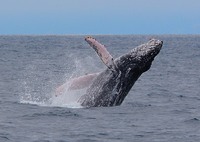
[0, 0, 200, 34]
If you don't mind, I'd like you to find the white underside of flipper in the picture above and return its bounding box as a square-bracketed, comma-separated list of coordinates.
[55, 73, 99, 96]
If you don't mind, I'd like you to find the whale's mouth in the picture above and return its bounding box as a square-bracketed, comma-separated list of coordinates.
[148, 39, 163, 49]
[130, 38, 163, 59]
[142, 39, 163, 58]
[149, 38, 163, 45]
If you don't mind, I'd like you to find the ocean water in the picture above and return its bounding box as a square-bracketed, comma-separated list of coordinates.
[0, 35, 200, 142]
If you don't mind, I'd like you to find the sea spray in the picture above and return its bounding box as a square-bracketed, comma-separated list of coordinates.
[19, 55, 102, 108]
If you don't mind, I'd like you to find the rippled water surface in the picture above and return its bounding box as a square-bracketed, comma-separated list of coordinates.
[0, 35, 200, 142]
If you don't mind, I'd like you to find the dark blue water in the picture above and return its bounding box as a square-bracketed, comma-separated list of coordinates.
[0, 35, 200, 142]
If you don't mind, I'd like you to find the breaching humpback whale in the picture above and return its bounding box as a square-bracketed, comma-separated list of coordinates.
[56, 37, 163, 107]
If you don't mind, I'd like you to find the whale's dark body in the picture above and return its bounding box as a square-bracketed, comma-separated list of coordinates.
[78, 37, 163, 107]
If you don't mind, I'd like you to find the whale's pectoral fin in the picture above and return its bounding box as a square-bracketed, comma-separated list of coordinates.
[67, 73, 99, 90]
[85, 36, 117, 71]
[55, 73, 99, 96]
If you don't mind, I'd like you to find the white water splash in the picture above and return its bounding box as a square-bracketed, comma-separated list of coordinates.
[19, 84, 85, 108]
[50, 89, 85, 108]
[19, 56, 101, 108]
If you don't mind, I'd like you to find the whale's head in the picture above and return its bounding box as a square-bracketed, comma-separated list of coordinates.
[134, 39, 163, 71]
[116, 39, 163, 73]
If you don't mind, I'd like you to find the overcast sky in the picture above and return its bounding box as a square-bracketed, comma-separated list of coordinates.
[0, 0, 200, 34]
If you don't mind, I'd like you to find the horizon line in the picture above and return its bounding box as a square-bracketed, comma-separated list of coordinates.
[0, 33, 200, 36]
